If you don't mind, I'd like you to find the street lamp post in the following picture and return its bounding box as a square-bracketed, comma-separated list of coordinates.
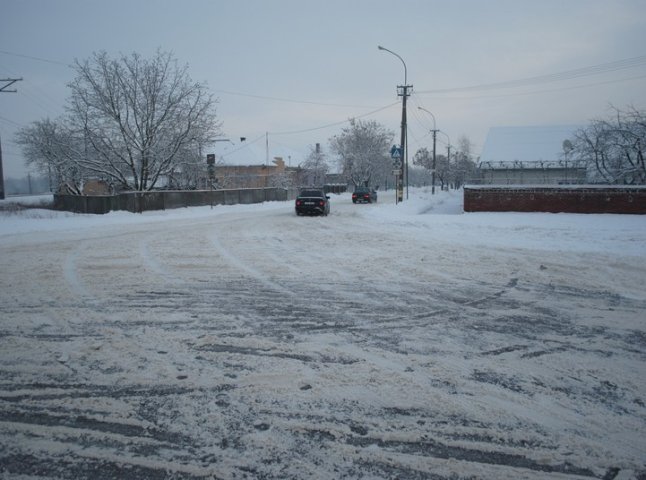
[378, 45, 411, 203]
[418, 107, 439, 194]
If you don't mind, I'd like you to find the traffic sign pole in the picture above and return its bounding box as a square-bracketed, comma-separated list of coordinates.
[391, 145, 404, 204]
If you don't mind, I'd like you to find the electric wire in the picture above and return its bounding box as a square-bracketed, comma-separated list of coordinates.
[217, 134, 266, 160]
[0, 115, 24, 128]
[0, 50, 72, 68]
[416, 54, 646, 94]
[268, 102, 399, 135]
[213, 88, 380, 109]
[417, 74, 646, 100]
[218, 102, 399, 162]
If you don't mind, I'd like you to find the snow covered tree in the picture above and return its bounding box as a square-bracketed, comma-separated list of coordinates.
[412, 147, 448, 189]
[15, 118, 87, 194]
[414, 137, 475, 190]
[68, 50, 222, 191]
[568, 105, 645, 184]
[17, 49, 222, 193]
[413, 147, 432, 170]
[452, 135, 477, 188]
[300, 144, 328, 186]
[329, 119, 393, 187]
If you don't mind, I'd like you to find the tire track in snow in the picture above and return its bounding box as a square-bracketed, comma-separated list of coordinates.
[209, 230, 296, 298]
[63, 247, 93, 301]
[138, 239, 187, 286]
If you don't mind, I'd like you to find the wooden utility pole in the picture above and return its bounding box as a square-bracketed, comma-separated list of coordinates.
[0, 78, 23, 199]
[0, 134, 4, 199]
[397, 84, 412, 202]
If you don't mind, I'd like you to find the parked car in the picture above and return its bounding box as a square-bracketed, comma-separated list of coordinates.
[352, 186, 378, 204]
[295, 189, 330, 216]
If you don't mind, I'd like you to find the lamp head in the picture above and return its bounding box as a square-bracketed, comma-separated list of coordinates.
[378, 45, 385, 50]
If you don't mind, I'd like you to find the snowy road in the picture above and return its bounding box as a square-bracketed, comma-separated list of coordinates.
[1, 189, 645, 479]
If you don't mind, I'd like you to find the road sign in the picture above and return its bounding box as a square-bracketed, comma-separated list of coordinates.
[391, 147, 402, 159]
[206, 154, 215, 165]
[392, 169, 402, 176]
[393, 159, 402, 169]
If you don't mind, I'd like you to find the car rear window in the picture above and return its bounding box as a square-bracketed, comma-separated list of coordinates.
[300, 190, 324, 197]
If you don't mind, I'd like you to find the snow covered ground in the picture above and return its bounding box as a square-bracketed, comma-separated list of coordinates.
[0, 188, 645, 479]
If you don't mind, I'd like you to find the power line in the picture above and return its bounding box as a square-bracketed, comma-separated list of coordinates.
[269, 102, 399, 135]
[0, 50, 71, 68]
[218, 102, 400, 163]
[217, 134, 265, 160]
[0, 115, 24, 128]
[416, 54, 646, 95]
[214, 88, 380, 109]
[417, 73, 646, 100]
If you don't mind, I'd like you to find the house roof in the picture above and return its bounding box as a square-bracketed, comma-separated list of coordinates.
[213, 140, 304, 167]
[479, 125, 584, 166]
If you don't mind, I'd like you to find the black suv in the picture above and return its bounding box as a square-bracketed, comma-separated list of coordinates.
[352, 186, 378, 204]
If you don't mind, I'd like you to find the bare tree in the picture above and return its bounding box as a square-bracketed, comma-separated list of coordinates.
[452, 135, 477, 188]
[171, 147, 208, 190]
[17, 50, 222, 193]
[414, 136, 475, 190]
[329, 119, 393, 187]
[61, 49, 221, 191]
[15, 118, 86, 194]
[268, 171, 294, 188]
[412, 147, 432, 170]
[300, 144, 329, 187]
[569, 105, 645, 184]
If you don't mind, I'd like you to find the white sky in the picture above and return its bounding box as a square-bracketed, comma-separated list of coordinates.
[1, 0, 646, 178]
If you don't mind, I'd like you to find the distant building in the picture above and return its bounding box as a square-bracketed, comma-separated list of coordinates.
[82, 179, 112, 195]
[477, 125, 587, 185]
[214, 157, 293, 189]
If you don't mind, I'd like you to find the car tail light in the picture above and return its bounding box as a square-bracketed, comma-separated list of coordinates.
[319, 200, 325, 206]
[364, 194, 369, 198]
[296, 200, 301, 206]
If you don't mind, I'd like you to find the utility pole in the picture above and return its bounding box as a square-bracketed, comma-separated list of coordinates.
[398, 84, 412, 202]
[431, 128, 438, 194]
[446, 143, 451, 189]
[378, 45, 411, 203]
[0, 134, 4, 199]
[0, 78, 23, 199]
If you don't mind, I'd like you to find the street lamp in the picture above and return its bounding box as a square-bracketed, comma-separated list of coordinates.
[378, 45, 411, 202]
[378, 45, 407, 85]
[418, 107, 439, 194]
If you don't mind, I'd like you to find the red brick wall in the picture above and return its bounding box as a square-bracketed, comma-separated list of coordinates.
[464, 187, 646, 214]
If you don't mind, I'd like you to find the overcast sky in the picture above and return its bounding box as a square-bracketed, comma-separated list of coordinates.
[1, 0, 645, 178]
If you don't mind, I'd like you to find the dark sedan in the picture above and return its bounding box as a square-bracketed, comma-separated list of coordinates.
[295, 189, 330, 216]
[352, 186, 378, 204]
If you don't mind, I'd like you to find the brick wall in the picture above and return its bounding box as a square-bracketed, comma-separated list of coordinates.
[464, 186, 646, 214]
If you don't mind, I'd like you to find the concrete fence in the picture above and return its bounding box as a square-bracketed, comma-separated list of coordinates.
[464, 186, 646, 214]
[54, 188, 300, 214]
